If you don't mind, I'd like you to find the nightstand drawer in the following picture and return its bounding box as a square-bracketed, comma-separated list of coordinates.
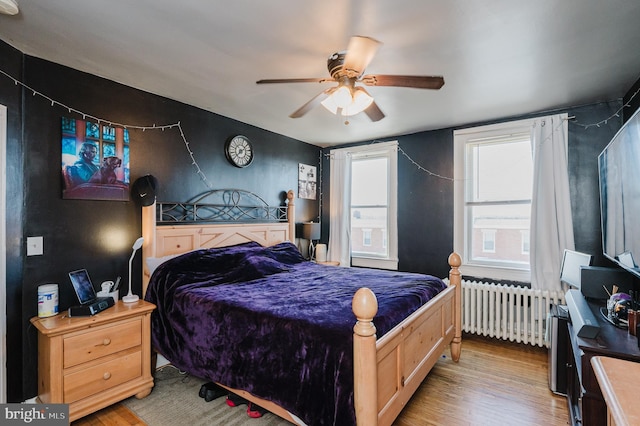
[64, 350, 142, 403]
[63, 318, 141, 368]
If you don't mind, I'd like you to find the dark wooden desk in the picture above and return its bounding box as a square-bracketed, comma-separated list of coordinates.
[566, 300, 640, 426]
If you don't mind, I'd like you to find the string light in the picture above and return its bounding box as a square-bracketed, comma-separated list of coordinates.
[398, 89, 640, 182]
[358, 115, 565, 183]
[325, 139, 457, 181]
[571, 86, 640, 129]
[0, 67, 213, 190]
[397, 146, 454, 181]
[2, 66, 637, 187]
[317, 150, 323, 222]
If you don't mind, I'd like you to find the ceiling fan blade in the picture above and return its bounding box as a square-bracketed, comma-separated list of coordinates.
[289, 88, 335, 118]
[360, 74, 445, 89]
[363, 100, 385, 122]
[257, 78, 335, 84]
[342, 36, 382, 77]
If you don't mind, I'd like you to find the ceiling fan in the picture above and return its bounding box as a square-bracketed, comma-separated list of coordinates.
[256, 36, 444, 123]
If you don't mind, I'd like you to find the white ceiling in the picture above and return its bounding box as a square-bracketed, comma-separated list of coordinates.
[1, 0, 639, 147]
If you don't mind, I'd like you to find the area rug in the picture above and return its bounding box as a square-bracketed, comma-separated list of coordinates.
[123, 366, 292, 426]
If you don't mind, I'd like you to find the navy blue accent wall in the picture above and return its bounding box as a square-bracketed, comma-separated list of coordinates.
[0, 39, 26, 403]
[624, 76, 640, 122]
[396, 128, 454, 276]
[1, 45, 319, 401]
[566, 102, 624, 267]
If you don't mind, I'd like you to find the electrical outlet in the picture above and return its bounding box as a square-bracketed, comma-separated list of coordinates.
[27, 236, 43, 256]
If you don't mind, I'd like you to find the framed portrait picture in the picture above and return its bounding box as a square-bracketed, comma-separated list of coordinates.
[61, 116, 130, 201]
[298, 163, 317, 200]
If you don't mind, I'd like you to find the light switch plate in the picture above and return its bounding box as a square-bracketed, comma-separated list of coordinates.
[27, 236, 43, 256]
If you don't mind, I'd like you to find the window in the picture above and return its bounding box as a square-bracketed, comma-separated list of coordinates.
[482, 230, 496, 253]
[362, 229, 372, 246]
[454, 118, 538, 282]
[332, 141, 398, 270]
[382, 229, 387, 249]
[521, 230, 530, 255]
[351, 156, 388, 259]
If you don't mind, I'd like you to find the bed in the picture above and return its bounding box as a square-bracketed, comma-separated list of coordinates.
[141, 189, 461, 426]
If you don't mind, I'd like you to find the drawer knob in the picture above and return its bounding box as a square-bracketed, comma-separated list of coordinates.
[102, 338, 111, 346]
[103, 372, 111, 380]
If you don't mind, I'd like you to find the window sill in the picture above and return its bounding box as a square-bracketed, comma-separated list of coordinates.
[460, 263, 530, 282]
[352, 256, 398, 270]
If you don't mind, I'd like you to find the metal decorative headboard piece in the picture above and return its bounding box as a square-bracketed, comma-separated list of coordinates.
[156, 189, 289, 224]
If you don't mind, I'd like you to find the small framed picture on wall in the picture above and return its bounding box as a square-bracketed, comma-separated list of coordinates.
[298, 163, 317, 200]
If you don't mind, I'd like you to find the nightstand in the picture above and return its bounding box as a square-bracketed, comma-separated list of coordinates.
[317, 261, 340, 266]
[30, 300, 156, 422]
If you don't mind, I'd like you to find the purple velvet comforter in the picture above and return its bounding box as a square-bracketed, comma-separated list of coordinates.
[145, 241, 446, 426]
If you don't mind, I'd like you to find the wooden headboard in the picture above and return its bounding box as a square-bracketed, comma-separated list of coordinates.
[141, 189, 295, 295]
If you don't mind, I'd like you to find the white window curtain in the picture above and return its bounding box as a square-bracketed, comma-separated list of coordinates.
[327, 149, 352, 267]
[530, 113, 574, 291]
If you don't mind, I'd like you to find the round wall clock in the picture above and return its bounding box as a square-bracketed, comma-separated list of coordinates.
[225, 135, 254, 168]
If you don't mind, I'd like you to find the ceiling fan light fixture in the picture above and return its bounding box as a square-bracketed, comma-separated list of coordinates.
[320, 85, 352, 114]
[258, 36, 444, 122]
[0, 0, 19, 15]
[332, 86, 353, 109]
[342, 88, 374, 116]
[320, 96, 339, 114]
[321, 85, 373, 117]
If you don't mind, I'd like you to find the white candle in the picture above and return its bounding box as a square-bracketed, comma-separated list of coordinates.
[316, 244, 327, 262]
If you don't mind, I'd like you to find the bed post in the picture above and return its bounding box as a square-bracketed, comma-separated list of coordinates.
[286, 189, 295, 242]
[141, 201, 156, 297]
[352, 287, 379, 426]
[448, 252, 462, 362]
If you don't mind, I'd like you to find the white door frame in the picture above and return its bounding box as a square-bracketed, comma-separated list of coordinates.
[0, 104, 7, 403]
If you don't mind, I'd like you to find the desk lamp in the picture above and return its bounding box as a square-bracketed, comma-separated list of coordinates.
[123, 237, 144, 303]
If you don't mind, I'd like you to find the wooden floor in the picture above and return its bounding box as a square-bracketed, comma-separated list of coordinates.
[73, 334, 569, 426]
[394, 334, 569, 425]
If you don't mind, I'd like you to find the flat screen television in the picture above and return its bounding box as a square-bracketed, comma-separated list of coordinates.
[598, 106, 640, 279]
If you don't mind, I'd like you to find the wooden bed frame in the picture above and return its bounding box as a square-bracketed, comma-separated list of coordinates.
[141, 189, 461, 426]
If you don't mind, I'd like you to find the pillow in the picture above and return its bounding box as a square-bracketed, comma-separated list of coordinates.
[243, 253, 290, 277]
[145, 243, 264, 277]
[145, 253, 181, 275]
[265, 241, 307, 264]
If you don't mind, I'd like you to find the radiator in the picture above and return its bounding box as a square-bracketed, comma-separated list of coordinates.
[459, 280, 565, 348]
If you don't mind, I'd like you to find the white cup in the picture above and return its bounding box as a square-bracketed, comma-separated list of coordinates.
[101, 281, 114, 292]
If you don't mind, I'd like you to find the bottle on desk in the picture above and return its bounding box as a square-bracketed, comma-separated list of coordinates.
[628, 310, 637, 336]
[629, 290, 639, 337]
